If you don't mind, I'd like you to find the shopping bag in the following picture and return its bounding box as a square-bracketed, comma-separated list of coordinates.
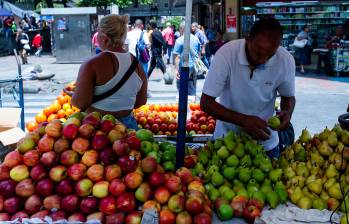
[20, 39, 29, 44]
[293, 37, 308, 48]
[23, 44, 30, 50]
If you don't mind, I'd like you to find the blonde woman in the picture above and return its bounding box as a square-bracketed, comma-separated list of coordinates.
[72, 14, 147, 129]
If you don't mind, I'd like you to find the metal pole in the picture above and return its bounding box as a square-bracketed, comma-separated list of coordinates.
[176, 0, 192, 169]
[14, 50, 25, 131]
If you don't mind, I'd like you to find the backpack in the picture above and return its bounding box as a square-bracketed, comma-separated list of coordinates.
[136, 31, 150, 63]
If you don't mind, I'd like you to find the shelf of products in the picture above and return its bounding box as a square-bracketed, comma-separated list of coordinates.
[330, 41, 349, 75]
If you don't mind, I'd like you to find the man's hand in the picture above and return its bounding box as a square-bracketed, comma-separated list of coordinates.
[176, 71, 180, 80]
[276, 110, 291, 130]
[240, 115, 271, 140]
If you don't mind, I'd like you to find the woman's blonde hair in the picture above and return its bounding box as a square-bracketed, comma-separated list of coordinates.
[99, 14, 129, 47]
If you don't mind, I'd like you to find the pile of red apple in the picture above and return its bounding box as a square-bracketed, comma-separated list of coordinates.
[0, 111, 213, 223]
[186, 111, 216, 135]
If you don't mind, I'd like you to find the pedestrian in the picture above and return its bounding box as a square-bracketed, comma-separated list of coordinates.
[191, 22, 209, 68]
[125, 19, 150, 75]
[92, 31, 101, 54]
[212, 29, 225, 55]
[71, 14, 147, 130]
[162, 22, 175, 64]
[296, 25, 312, 74]
[16, 28, 30, 64]
[200, 18, 296, 159]
[147, 20, 167, 78]
[32, 31, 42, 57]
[173, 21, 201, 96]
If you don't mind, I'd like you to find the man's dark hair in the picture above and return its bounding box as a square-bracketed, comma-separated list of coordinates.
[249, 18, 283, 39]
[149, 20, 157, 29]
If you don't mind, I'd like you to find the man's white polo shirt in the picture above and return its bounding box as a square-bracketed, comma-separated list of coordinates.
[202, 39, 295, 150]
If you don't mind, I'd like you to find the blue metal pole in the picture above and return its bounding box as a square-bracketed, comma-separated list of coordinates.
[176, 67, 189, 169]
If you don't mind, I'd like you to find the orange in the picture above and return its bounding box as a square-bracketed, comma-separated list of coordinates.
[57, 95, 67, 105]
[71, 105, 80, 112]
[26, 121, 38, 132]
[64, 95, 71, 104]
[43, 106, 54, 117]
[65, 108, 74, 116]
[35, 112, 47, 123]
[47, 114, 58, 122]
[62, 103, 71, 111]
[52, 101, 61, 112]
[57, 109, 66, 118]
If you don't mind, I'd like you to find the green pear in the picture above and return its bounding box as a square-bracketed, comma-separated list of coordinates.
[238, 167, 251, 183]
[245, 141, 260, 157]
[214, 138, 224, 149]
[240, 154, 252, 167]
[297, 196, 312, 209]
[324, 178, 336, 191]
[208, 188, 220, 201]
[259, 158, 273, 173]
[307, 179, 323, 195]
[217, 146, 230, 160]
[341, 130, 349, 145]
[261, 180, 273, 194]
[290, 186, 303, 204]
[267, 116, 280, 130]
[300, 128, 312, 143]
[204, 183, 214, 192]
[252, 190, 266, 204]
[223, 167, 238, 180]
[253, 154, 264, 167]
[247, 179, 259, 190]
[295, 162, 309, 177]
[207, 140, 215, 151]
[275, 187, 288, 204]
[340, 213, 349, 224]
[290, 176, 306, 188]
[319, 127, 331, 141]
[332, 124, 343, 137]
[202, 171, 212, 183]
[219, 185, 230, 194]
[232, 179, 245, 193]
[328, 183, 342, 200]
[223, 131, 236, 150]
[198, 151, 209, 165]
[207, 165, 219, 175]
[222, 189, 235, 201]
[305, 174, 317, 186]
[327, 131, 338, 147]
[310, 151, 325, 167]
[278, 156, 289, 169]
[332, 153, 347, 171]
[236, 188, 249, 198]
[318, 141, 334, 157]
[284, 167, 296, 180]
[340, 196, 349, 213]
[295, 147, 306, 162]
[211, 172, 224, 187]
[226, 155, 239, 167]
[234, 142, 245, 158]
[320, 190, 330, 201]
[326, 164, 339, 179]
[252, 168, 265, 183]
[269, 169, 282, 183]
[266, 190, 279, 208]
[194, 162, 205, 175]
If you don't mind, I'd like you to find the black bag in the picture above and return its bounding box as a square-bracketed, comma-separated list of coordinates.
[92, 53, 138, 104]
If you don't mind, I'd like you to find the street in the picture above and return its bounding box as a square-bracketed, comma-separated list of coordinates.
[0, 53, 349, 138]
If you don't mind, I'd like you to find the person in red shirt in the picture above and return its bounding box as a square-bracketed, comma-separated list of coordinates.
[32, 32, 42, 57]
[162, 22, 174, 64]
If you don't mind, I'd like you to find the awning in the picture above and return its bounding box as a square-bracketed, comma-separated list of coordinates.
[0, 8, 12, 17]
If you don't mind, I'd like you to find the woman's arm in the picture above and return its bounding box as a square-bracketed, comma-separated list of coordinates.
[71, 61, 96, 111]
[134, 62, 147, 109]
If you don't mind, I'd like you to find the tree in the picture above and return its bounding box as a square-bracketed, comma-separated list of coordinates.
[77, 0, 153, 9]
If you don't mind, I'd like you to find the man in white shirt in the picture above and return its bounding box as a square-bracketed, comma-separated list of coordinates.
[125, 19, 150, 74]
[200, 18, 296, 158]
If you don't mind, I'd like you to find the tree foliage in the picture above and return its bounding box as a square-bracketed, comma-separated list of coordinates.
[162, 16, 184, 29]
[77, 0, 154, 8]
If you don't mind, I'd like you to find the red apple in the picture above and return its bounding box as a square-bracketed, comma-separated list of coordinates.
[0, 195, 3, 211]
[68, 212, 86, 222]
[54, 137, 70, 154]
[40, 151, 57, 167]
[83, 112, 101, 129]
[207, 123, 214, 133]
[118, 155, 137, 174]
[23, 150, 40, 167]
[141, 156, 158, 173]
[92, 135, 110, 151]
[135, 182, 152, 202]
[126, 135, 141, 150]
[80, 197, 98, 214]
[193, 213, 211, 224]
[108, 179, 126, 196]
[82, 150, 99, 167]
[43, 194, 61, 210]
[61, 194, 79, 213]
[3, 151, 22, 168]
[63, 123, 79, 140]
[0, 165, 10, 181]
[184, 155, 198, 168]
[125, 211, 142, 224]
[124, 171, 143, 189]
[30, 164, 47, 181]
[50, 210, 67, 221]
[105, 212, 124, 224]
[0, 212, 10, 221]
[99, 147, 117, 166]
[36, 178, 54, 197]
[116, 192, 136, 212]
[15, 178, 35, 198]
[186, 197, 203, 214]
[4, 197, 21, 214]
[152, 123, 160, 133]
[105, 165, 122, 181]
[100, 119, 115, 133]
[138, 116, 147, 126]
[86, 212, 104, 223]
[37, 134, 55, 153]
[25, 195, 42, 214]
[176, 211, 192, 224]
[72, 137, 90, 155]
[165, 175, 182, 194]
[187, 180, 205, 194]
[168, 194, 185, 213]
[75, 178, 93, 197]
[9, 165, 29, 182]
[154, 187, 171, 204]
[99, 195, 117, 215]
[49, 165, 67, 182]
[11, 211, 29, 221]
[248, 198, 264, 210]
[242, 205, 261, 223]
[30, 210, 49, 219]
[92, 181, 109, 198]
[67, 163, 86, 181]
[113, 139, 129, 156]
[0, 180, 16, 198]
[45, 120, 62, 138]
[231, 195, 248, 217]
[79, 123, 96, 139]
[60, 150, 79, 166]
[129, 150, 142, 161]
[56, 179, 74, 196]
[87, 164, 104, 182]
[149, 172, 165, 187]
[159, 209, 176, 224]
[176, 167, 194, 185]
[142, 200, 161, 213]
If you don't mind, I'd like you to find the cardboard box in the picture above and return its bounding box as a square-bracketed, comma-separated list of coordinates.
[0, 108, 25, 149]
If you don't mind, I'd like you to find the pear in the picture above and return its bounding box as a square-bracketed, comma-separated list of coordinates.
[300, 128, 312, 144]
[332, 153, 348, 170]
[211, 172, 224, 187]
[319, 127, 331, 141]
[313, 198, 327, 210]
[267, 116, 280, 130]
[310, 151, 325, 167]
[324, 178, 336, 191]
[275, 187, 288, 204]
[266, 190, 279, 208]
[226, 155, 239, 167]
[320, 190, 330, 201]
[295, 147, 306, 162]
[328, 131, 338, 148]
[326, 164, 339, 179]
[214, 138, 224, 149]
[297, 196, 312, 209]
[341, 130, 349, 145]
[234, 142, 245, 158]
[278, 156, 289, 169]
[217, 146, 230, 159]
[328, 183, 342, 200]
[305, 174, 317, 186]
[340, 213, 349, 224]
[208, 188, 220, 201]
[290, 186, 303, 204]
[223, 131, 236, 150]
[296, 162, 309, 177]
[332, 124, 343, 137]
[337, 142, 345, 154]
[284, 167, 296, 180]
[240, 154, 252, 167]
[293, 143, 304, 153]
[290, 176, 306, 188]
[307, 179, 323, 195]
[269, 169, 282, 183]
[318, 141, 333, 157]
